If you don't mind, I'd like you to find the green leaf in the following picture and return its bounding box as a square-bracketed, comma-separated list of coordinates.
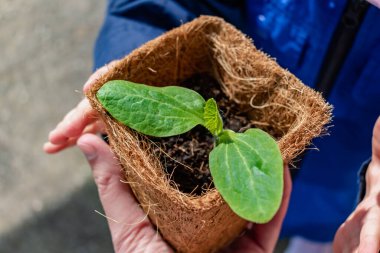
[97, 80, 206, 137]
[98, 80, 284, 223]
[210, 129, 283, 223]
[204, 98, 223, 136]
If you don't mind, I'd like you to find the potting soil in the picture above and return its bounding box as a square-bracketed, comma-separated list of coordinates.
[150, 75, 255, 196]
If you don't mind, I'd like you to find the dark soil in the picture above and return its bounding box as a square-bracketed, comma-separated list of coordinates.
[150, 75, 254, 196]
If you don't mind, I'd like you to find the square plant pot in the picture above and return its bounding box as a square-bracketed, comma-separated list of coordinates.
[86, 16, 331, 253]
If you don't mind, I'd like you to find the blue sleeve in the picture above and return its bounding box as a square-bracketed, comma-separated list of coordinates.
[93, 0, 248, 70]
[94, 0, 195, 69]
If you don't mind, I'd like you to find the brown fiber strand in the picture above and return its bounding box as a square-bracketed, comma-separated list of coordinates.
[86, 16, 332, 253]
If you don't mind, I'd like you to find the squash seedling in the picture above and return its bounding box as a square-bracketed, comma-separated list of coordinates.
[97, 80, 283, 223]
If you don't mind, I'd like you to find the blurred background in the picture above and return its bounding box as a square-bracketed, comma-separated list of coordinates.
[0, 0, 114, 252]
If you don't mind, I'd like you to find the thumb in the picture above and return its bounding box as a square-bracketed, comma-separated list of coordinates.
[77, 134, 148, 232]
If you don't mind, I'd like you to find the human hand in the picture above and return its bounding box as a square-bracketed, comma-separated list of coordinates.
[43, 61, 118, 154]
[45, 60, 292, 252]
[77, 133, 173, 253]
[76, 132, 291, 253]
[333, 116, 380, 253]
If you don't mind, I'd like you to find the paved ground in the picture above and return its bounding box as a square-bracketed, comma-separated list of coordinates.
[0, 0, 113, 252]
[0, 1, 287, 252]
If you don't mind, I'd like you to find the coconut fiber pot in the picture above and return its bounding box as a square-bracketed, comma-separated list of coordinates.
[86, 16, 332, 253]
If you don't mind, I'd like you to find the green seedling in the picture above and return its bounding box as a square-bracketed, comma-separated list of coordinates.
[97, 80, 283, 223]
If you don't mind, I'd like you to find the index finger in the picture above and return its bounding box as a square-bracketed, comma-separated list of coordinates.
[48, 98, 98, 145]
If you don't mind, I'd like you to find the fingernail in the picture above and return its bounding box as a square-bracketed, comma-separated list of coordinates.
[48, 130, 55, 139]
[43, 142, 51, 152]
[78, 142, 97, 161]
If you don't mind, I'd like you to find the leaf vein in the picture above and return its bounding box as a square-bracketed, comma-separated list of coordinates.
[121, 93, 204, 122]
[233, 144, 256, 197]
[234, 137, 268, 176]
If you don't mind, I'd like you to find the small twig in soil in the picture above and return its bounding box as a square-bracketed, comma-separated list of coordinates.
[150, 140, 195, 172]
[189, 185, 199, 196]
[168, 165, 177, 182]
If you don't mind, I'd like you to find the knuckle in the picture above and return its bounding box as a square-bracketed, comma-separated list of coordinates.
[93, 173, 114, 194]
[114, 220, 152, 253]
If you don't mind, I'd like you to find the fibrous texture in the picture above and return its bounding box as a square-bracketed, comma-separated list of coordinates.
[86, 16, 332, 253]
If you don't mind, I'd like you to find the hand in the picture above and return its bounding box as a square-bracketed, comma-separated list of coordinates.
[77, 133, 173, 253]
[333, 116, 380, 253]
[45, 61, 292, 252]
[76, 133, 291, 253]
[43, 61, 118, 154]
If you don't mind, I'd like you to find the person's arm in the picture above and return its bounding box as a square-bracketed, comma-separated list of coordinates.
[94, 0, 197, 69]
[93, 0, 248, 69]
[333, 116, 380, 253]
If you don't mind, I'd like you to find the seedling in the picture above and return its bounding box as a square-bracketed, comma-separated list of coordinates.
[97, 80, 283, 223]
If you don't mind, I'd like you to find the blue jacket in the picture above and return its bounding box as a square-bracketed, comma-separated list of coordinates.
[94, 0, 380, 242]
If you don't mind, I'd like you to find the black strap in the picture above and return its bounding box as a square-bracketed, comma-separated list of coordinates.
[315, 0, 369, 99]
[292, 1, 370, 174]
